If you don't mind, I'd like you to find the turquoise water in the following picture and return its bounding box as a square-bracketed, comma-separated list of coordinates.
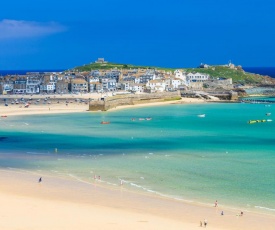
[1, 103, 275, 214]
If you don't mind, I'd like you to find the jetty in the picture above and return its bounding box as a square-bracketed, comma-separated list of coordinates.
[89, 91, 181, 111]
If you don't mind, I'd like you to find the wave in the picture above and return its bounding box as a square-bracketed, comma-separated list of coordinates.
[68, 174, 92, 185]
[26, 151, 47, 155]
[255, 206, 275, 212]
[125, 180, 194, 203]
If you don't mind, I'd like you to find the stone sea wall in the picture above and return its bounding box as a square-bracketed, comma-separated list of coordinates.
[245, 87, 275, 96]
[89, 91, 181, 111]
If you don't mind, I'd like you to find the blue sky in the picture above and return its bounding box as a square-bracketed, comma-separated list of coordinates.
[0, 0, 274, 69]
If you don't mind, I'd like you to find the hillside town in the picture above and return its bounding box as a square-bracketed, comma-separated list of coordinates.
[0, 58, 235, 95]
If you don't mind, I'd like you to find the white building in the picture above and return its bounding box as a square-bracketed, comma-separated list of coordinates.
[174, 70, 187, 85]
[187, 73, 209, 83]
[46, 82, 55, 92]
[171, 78, 183, 89]
[120, 82, 130, 91]
[26, 78, 41, 94]
[130, 84, 144, 93]
[146, 80, 166, 92]
[89, 78, 99, 92]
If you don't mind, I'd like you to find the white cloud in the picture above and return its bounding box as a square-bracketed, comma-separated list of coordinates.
[0, 19, 66, 39]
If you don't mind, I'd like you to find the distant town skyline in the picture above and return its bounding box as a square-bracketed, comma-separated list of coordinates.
[1, 0, 275, 69]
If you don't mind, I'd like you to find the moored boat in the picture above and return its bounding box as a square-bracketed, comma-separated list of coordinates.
[197, 114, 205, 118]
[248, 119, 271, 124]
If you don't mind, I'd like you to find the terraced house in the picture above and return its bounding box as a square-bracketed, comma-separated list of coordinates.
[70, 78, 88, 93]
[26, 76, 41, 94]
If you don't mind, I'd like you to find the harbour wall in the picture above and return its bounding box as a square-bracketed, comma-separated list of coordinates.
[89, 91, 181, 111]
[180, 90, 238, 101]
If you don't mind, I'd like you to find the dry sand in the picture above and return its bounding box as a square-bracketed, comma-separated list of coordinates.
[0, 103, 89, 116]
[0, 93, 98, 116]
[0, 169, 274, 230]
[0, 96, 207, 117]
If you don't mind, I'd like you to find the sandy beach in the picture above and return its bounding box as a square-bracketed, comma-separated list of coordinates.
[2, 94, 273, 230]
[0, 93, 98, 116]
[0, 102, 89, 116]
[0, 169, 274, 230]
[0, 94, 207, 116]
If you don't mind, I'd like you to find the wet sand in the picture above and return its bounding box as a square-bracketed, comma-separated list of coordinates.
[0, 169, 274, 230]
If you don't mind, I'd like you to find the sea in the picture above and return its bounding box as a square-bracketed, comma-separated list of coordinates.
[243, 67, 275, 78]
[1, 102, 275, 214]
[0, 70, 64, 76]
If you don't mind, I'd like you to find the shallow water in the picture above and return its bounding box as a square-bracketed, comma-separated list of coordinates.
[1, 102, 275, 214]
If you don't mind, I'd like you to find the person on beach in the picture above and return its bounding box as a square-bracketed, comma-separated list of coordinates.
[204, 219, 208, 228]
[214, 200, 218, 207]
[38, 177, 42, 183]
[200, 221, 202, 227]
[240, 211, 243, 216]
[221, 211, 224, 216]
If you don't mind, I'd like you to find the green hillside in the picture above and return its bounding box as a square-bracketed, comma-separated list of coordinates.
[72, 62, 273, 85]
[73, 62, 174, 72]
[184, 66, 267, 84]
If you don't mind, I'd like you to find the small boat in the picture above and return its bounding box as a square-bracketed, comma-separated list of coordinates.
[24, 103, 30, 108]
[139, 118, 145, 121]
[100, 121, 110, 124]
[131, 118, 136, 121]
[266, 113, 271, 116]
[146, 117, 152, 120]
[1, 115, 7, 118]
[248, 119, 270, 124]
[197, 114, 205, 118]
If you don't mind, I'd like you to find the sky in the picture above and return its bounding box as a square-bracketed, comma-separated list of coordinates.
[0, 0, 275, 70]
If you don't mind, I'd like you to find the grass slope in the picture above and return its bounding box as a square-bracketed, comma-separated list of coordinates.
[73, 62, 174, 72]
[72, 63, 271, 84]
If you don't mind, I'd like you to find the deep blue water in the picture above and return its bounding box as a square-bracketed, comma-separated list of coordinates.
[243, 67, 275, 78]
[0, 70, 64, 76]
